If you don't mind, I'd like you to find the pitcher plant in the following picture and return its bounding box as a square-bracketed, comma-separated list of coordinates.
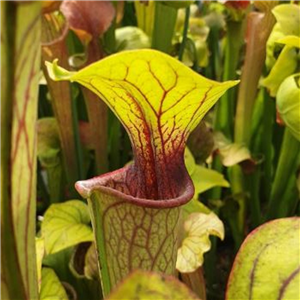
[46, 49, 238, 296]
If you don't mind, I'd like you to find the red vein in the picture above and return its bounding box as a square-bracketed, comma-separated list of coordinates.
[277, 266, 300, 300]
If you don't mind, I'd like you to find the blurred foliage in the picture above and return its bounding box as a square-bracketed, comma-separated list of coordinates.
[2, 1, 299, 300]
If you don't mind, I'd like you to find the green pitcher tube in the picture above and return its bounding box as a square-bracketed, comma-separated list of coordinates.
[76, 165, 194, 297]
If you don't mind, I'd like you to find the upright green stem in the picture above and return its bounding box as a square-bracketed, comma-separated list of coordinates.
[278, 170, 299, 217]
[178, 6, 190, 61]
[103, 13, 116, 54]
[210, 19, 244, 201]
[231, 5, 276, 243]
[208, 157, 223, 201]
[134, 1, 155, 37]
[180, 268, 206, 300]
[249, 88, 275, 218]
[214, 20, 244, 139]
[228, 165, 245, 247]
[267, 129, 300, 219]
[41, 13, 82, 196]
[234, 8, 276, 145]
[205, 27, 221, 80]
[71, 88, 85, 180]
[37, 161, 50, 212]
[245, 170, 261, 227]
[104, 19, 121, 172]
[261, 91, 275, 201]
[203, 236, 217, 297]
[246, 89, 275, 228]
[152, 2, 177, 53]
[82, 38, 108, 174]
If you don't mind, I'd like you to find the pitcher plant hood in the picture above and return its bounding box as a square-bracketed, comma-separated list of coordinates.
[46, 49, 239, 203]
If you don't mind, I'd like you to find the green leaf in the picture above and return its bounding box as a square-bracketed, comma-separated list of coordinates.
[215, 133, 251, 167]
[278, 35, 300, 48]
[162, 1, 194, 9]
[183, 147, 228, 220]
[107, 270, 199, 300]
[176, 212, 224, 273]
[184, 147, 196, 175]
[39, 268, 68, 300]
[41, 200, 94, 255]
[226, 218, 300, 300]
[183, 198, 211, 218]
[266, 4, 300, 69]
[262, 46, 298, 97]
[42, 247, 100, 300]
[272, 4, 300, 37]
[221, 144, 251, 167]
[185, 143, 229, 195]
[36, 237, 45, 292]
[1, 2, 41, 299]
[192, 165, 230, 195]
[276, 73, 300, 141]
[46, 49, 238, 200]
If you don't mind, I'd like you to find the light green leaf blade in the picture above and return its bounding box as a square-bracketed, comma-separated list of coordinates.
[262, 46, 298, 97]
[177, 212, 224, 273]
[266, 4, 300, 69]
[272, 4, 300, 37]
[41, 200, 94, 255]
[36, 237, 45, 293]
[277, 73, 300, 141]
[39, 268, 68, 300]
[221, 144, 251, 167]
[107, 270, 199, 299]
[214, 132, 252, 167]
[185, 144, 229, 195]
[183, 197, 211, 218]
[184, 147, 196, 175]
[192, 165, 230, 195]
[226, 218, 300, 300]
[278, 35, 300, 48]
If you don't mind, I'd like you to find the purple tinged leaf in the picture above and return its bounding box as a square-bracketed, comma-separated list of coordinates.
[61, 0, 115, 45]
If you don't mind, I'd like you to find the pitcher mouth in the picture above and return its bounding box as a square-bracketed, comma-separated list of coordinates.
[75, 164, 194, 209]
